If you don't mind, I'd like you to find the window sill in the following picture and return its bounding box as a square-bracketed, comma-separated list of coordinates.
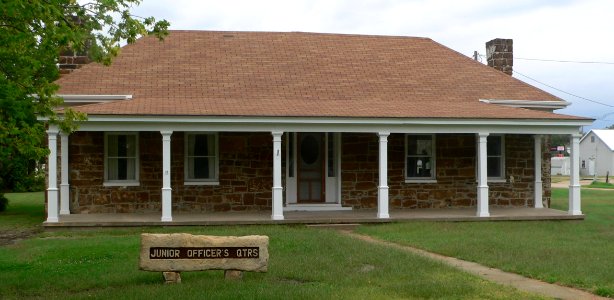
[476, 179, 508, 183]
[488, 179, 507, 183]
[184, 181, 220, 186]
[103, 181, 140, 187]
[405, 179, 438, 184]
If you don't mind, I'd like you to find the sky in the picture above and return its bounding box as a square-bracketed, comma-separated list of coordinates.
[132, 0, 614, 130]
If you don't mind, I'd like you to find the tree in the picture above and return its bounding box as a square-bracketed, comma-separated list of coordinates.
[607, 124, 614, 129]
[0, 1, 169, 198]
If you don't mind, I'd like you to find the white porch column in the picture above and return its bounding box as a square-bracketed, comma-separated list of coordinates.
[46, 126, 59, 223]
[60, 132, 70, 215]
[534, 135, 543, 208]
[476, 133, 490, 217]
[161, 131, 173, 222]
[569, 133, 582, 215]
[377, 132, 390, 219]
[271, 131, 284, 220]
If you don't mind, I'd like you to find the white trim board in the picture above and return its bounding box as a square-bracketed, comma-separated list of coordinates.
[73, 122, 586, 135]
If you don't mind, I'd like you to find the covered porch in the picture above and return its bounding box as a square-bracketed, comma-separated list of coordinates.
[44, 116, 589, 224]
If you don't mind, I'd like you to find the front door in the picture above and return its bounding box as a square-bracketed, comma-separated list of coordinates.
[297, 133, 325, 203]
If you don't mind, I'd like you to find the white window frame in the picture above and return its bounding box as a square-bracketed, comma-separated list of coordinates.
[103, 132, 140, 186]
[184, 132, 219, 185]
[405, 134, 437, 183]
[487, 134, 506, 181]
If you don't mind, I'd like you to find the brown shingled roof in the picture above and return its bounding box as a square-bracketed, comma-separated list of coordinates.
[56, 30, 585, 120]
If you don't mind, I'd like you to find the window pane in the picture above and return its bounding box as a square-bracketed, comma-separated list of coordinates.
[108, 135, 118, 156]
[108, 158, 119, 180]
[126, 157, 136, 179]
[193, 157, 210, 179]
[126, 135, 136, 156]
[407, 156, 432, 177]
[117, 157, 127, 180]
[487, 157, 501, 177]
[408, 135, 432, 156]
[487, 136, 502, 156]
[192, 135, 208, 156]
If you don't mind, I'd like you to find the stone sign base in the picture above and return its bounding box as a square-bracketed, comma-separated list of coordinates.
[163, 271, 181, 284]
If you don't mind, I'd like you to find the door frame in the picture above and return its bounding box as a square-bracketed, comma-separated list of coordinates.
[285, 132, 341, 205]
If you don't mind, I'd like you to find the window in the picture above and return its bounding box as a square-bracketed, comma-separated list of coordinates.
[104, 133, 139, 185]
[487, 135, 505, 179]
[185, 133, 218, 183]
[406, 134, 435, 180]
[591, 136, 595, 143]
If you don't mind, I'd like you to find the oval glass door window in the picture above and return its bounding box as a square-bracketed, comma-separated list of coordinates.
[300, 135, 319, 165]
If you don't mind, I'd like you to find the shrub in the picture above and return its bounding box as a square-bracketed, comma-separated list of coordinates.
[0, 194, 8, 212]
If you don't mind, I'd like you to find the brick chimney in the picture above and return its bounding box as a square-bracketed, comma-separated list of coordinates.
[58, 48, 91, 76]
[485, 38, 513, 75]
[58, 16, 91, 76]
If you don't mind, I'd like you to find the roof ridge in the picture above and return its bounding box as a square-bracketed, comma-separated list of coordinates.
[165, 29, 431, 40]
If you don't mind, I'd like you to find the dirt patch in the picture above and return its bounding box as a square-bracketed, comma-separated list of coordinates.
[0, 229, 41, 246]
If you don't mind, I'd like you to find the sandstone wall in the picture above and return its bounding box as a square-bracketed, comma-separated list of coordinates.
[69, 132, 274, 213]
[68, 132, 550, 213]
[340, 133, 550, 209]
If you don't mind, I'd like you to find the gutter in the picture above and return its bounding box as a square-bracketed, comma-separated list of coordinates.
[479, 99, 571, 110]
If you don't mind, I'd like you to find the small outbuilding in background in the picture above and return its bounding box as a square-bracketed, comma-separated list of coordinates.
[579, 130, 614, 177]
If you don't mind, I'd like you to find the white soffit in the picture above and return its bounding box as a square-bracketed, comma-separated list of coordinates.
[479, 99, 570, 110]
[58, 94, 133, 103]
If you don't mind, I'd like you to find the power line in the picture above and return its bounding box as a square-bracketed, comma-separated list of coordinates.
[512, 69, 614, 109]
[474, 52, 614, 117]
[476, 53, 614, 65]
[515, 57, 614, 65]
[474, 53, 614, 65]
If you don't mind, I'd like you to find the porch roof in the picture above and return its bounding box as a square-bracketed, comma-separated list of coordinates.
[55, 31, 589, 122]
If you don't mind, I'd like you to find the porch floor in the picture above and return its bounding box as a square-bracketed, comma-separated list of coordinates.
[43, 207, 583, 228]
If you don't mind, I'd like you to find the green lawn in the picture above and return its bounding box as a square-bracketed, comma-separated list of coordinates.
[359, 189, 614, 297]
[0, 193, 541, 299]
[0, 192, 45, 241]
[585, 181, 614, 189]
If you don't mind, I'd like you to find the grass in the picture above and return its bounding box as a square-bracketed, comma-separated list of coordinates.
[0, 193, 541, 299]
[358, 188, 614, 297]
[585, 181, 614, 189]
[0, 192, 45, 240]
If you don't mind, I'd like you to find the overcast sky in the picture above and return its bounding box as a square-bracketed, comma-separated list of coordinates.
[133, 0, 614, 130]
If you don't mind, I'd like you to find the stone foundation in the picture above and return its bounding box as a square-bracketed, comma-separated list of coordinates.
[67, 132, 550, 213]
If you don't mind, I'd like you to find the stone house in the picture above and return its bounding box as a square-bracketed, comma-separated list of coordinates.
[44, 31, 591, 223]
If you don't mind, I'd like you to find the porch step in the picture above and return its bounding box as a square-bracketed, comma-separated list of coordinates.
[284, 204, 353, 212]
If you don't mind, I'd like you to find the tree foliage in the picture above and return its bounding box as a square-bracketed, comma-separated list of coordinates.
[0, 0, 169, 193]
